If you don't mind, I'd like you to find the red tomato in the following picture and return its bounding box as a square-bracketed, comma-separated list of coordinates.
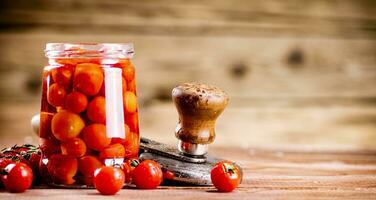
[39, 138, 61, 157]
[51, 110, 85, 141]
[210, 161, 241, 192]
[73, 63, 104, 96]
[82, 124, 111, 151]
[163, 170, 175, 180]
[94, 166, 125, 195]
[47, 83, 67, 107]
[61, 138, 87, 157]
[132, 160, 162, 189]
[47, 154, 78, 185]
[99, 143, 125, 160]
[65, 91, 88, 113]
[78, 155, 103, 177]
[0, 158, 13, 169]
[1, 163, 33, 193]
[51, 65, 73, 86]
[87, 96, 106, 123]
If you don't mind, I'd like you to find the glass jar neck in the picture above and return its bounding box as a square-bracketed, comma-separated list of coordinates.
[45, 43, 134, 59]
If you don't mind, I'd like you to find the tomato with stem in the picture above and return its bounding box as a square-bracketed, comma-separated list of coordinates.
[210, 161, 242, 192]
[1, 162, 33, 193]
[132, 160, 162, 189]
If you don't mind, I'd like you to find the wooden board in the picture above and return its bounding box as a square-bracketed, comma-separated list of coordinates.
[0, 147, 375, 199]
[0, 1, 375, 154]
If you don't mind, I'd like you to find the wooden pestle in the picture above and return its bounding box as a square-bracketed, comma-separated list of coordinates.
[172, 83, 229, 156]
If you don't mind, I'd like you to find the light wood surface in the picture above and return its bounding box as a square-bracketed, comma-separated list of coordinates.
[1, 147, 376, 199]
[0, 0, 375, 150]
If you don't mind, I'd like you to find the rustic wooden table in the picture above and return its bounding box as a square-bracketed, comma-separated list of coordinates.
[0, 147, 375, 199]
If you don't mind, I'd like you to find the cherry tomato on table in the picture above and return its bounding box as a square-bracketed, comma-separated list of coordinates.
[1, 162, 33, 193]
[94, 166, 125, 195]
[210, 161, 242, 192]
[132, 160, 163, 189]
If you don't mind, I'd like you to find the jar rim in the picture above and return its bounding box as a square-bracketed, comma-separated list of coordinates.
[45, 42, 134, 58]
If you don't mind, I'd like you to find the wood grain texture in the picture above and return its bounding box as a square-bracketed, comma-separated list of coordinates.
[0, 0, 375, 149]
[1, 147, 376, 199]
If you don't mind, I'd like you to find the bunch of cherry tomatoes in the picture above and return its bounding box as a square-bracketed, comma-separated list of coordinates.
[0, 144, 241, 194]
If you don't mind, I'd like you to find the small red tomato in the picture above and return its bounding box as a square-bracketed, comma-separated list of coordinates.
[73, 63, 104, 96]
[0, 157, 13, 169]
[94, 166, 125, 195]
[99, 143, 125, 160]
[132, 160, 162, 189]
[47, 154, 78, 185]
[51, 65, 73, 86]
[78, 156, 103, 177]
[163, 170, 175, 180]
[39, 138, 61, 157]
[1, 163, 33, 193]
[210, 161, 241, 192]
[47, 83, 67, 107]
[65, 91, 88, 113]
[51, 110, 85, 141]
[82, 124, 111, 151]
[61, 138, 87, 157]
[87, 96, 106, 123]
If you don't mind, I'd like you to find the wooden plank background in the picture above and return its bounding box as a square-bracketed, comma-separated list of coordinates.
[0, 0, 375, 149]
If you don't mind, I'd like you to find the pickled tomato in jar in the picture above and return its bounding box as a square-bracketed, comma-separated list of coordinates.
[39, 43, 140, 186]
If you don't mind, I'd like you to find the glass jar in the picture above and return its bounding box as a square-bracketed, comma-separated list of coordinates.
[39, 43, 140, 186]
